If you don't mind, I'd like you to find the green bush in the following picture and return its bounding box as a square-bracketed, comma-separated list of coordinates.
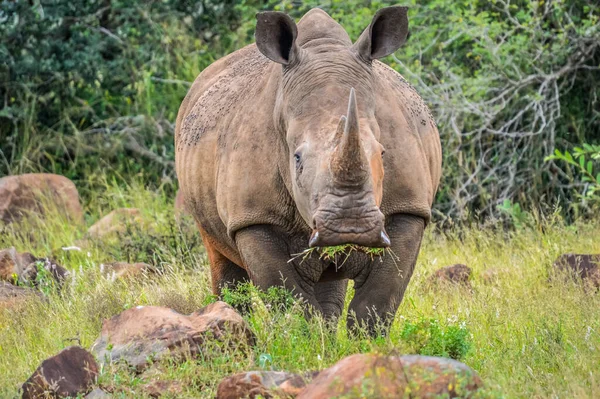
[1, 0, 599, 222]
[400, 316, 471, 360]
[0, 0, 249, 196]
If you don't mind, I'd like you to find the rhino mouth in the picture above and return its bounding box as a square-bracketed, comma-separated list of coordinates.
[309, 207, 390, 248]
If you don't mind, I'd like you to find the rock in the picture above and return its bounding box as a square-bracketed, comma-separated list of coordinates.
[0, 173, 83, 224]
[552, 253, 600, 288]
[429, 264, 472, 287]
[480, 268, 509, 284]
[141, 380, 184, 398]
[0, 247, 37, 282]
[21, 346, 99, 399]
[85, 388, 111, 399]
[21, 258, 70, 287]
[216, 371, 312, 399]
[91, 301, 255, 371]
[87, 208, 144, 239]
[297, 354, 483, 399]
[0, 247, 69, 287]
[0, 282, 43, 310]
[101, 262, 152, 279]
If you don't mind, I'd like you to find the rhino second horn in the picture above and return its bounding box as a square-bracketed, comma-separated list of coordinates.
[331, 88, 368, 185]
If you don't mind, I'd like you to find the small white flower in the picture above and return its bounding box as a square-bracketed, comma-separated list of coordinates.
[317, 354, 322, 361]
[87, 252, 91, 258]
[62, 246, 81, 251]
[585, 326, 592, 341]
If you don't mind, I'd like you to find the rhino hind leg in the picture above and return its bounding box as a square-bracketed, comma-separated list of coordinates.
[202, 230, 250, 295]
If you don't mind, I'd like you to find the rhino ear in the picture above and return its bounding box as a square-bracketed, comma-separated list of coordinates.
[353, 6, 409, 61]
[255, 11, 300, 66]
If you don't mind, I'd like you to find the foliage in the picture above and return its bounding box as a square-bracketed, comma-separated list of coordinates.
[400, 316, 471, 360]
[0, 0, 250, 196]
[545, 143, 600, 214]
[220, 282, 297, 313]
[1, 0, 599, 220]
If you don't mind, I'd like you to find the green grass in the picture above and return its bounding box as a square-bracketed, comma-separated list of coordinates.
[1, 183, 599, 398]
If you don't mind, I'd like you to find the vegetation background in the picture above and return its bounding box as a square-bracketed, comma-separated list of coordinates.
[1, 0, 599, 224]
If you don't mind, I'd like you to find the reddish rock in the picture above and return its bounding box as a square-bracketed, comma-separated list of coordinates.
[0, 248, 68, 287]
[91, 301, 255, 371]
[480, 268, 510, 284]
[429, 264, 472, 286]
[0, 282, 43, 310]
[0, 174, 83, 224]
[84, 388, 111, 399]
[87, 208, 144, 239]
[141, 380, 184, 398]
[552, 254, 600, 288]
[85, 388, 111, 398]
[297, 354, 483, 399]
[216, 371, 311, 399]
[102, 262, 152, 279]
[21, 346, 99, 399]
[0, 247, 37, 282]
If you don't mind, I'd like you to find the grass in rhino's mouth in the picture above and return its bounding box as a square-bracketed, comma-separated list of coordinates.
[290, 244, 390, 267]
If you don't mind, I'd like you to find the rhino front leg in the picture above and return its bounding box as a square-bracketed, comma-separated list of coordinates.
[235, 224, 322, 313]
[348, 214, 424, 335]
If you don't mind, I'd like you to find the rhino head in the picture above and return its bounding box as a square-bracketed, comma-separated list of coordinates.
[255, 7, 409, 248]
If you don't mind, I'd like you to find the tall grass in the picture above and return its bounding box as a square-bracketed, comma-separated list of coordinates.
[0, 183, 599, 397]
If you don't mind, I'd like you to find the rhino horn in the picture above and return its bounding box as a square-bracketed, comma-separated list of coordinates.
[331, 88, 368, 185]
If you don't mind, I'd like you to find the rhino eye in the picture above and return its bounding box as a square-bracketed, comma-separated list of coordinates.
[294, 153, 301, 163]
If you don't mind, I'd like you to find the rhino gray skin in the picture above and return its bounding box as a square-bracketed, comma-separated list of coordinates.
[175, 6, 441, 333]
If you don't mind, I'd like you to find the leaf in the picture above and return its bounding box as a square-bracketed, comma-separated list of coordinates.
[587, 161, 593, 175]
[565, 151, 574, 164]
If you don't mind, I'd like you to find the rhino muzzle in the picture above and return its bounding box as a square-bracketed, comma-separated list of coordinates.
[309, 207, 390, 248]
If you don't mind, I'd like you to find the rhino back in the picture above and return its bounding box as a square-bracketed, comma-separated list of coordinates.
[373, 62, 442, 221]
[175, 44, 295, 252]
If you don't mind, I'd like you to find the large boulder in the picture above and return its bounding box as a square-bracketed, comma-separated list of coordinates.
[297, 354, 483, 399]
[91, 301, 255, 371]
[216, 371, 312, 399]
[552, 253, 600, 288]
[21, 346, 99, 399]
[0, 282, 43, 310]
[87, 208, 144, 239]
[0, 174, 83, 224]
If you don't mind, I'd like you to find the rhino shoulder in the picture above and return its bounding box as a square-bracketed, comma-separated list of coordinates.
[175, 44, 273, 149]
[373, 61, 437, 134]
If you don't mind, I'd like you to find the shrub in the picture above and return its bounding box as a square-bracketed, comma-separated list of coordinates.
[400, 316, 471, 360]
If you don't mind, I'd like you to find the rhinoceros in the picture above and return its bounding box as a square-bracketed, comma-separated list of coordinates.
[175, 6, 441, 332]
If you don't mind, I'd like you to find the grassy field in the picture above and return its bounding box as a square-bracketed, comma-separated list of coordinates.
[0, 182, 599, 398]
